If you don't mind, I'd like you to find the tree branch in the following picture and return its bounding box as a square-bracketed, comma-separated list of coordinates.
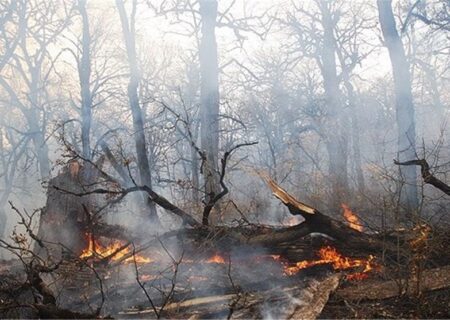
[394, 159, 450, 196]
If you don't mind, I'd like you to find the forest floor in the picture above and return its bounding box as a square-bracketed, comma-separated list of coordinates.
[321, 287, 450, 319]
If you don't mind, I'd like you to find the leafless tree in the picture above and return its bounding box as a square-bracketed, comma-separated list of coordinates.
[378, 0, 419, 219]
[115, 0, 159, 225]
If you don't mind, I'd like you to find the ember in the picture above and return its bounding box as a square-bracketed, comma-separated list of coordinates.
[283, 246, 378, 280]
[341, 203, 363, 232]
[206, 253, 226, 264]
[80, 234, 152, 264]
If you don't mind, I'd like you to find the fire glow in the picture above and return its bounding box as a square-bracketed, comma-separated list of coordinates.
[206, 253, 226, 264]
[283, 246, 378, 280]
[341, 203, 363, 232]
[80, 234, 152, 264]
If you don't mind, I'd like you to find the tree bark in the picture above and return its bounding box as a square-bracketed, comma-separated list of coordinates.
[377, 0, 418, 218]
[318, 2, 349, 211]
[78, 0, 92, 160]
[116, 0, 158, 224]
[199, 0, 220, 222]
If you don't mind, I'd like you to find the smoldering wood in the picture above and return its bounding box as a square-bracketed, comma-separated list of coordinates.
[35, 163, 94, 259]
[119, 273, 341, 319]
[68, 173, 401, 260]
[284, 273, 341, 320]
[35, 161, 135, 260]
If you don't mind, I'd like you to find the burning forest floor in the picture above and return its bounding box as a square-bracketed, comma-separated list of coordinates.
[2, 226, 450, 319]
[1, 177, 450, 319]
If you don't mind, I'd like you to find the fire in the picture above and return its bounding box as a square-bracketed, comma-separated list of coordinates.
[341, 203, 363, 232]
[283, 246, 378, 280]
[206, 253, 226, 264]
[80, 234, 152, 264]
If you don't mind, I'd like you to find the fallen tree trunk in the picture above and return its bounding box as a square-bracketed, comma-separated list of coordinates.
[229, 273, 341, 319]
[120, 274, 341, 320]
[71, 174, 402, 262]
[286, 273, 341, 319]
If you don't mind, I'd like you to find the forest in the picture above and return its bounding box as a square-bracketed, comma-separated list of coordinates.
[0, 0, 449, 318]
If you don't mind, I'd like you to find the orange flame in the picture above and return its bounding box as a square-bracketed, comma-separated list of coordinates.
[341, 203, 363, 232]
[283, 246, 378, 280]
[80, 234, 152, 264]
[206, 254, 226, 264]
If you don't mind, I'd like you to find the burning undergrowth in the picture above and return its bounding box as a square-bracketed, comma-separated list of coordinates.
[0, 177, 390, 319]
[47, 228, 381, 317]
[40, 202, 380, 317]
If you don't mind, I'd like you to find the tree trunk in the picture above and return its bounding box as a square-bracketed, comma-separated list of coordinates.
[318, 2, 349, 211]
[78, 0, 92, 160]
[345, 80, 365, 193]
[199, 0, 220, 224]
[27, 87, 50, 181]
[116, 0, 158, 224]
[377, 0, 418, 219]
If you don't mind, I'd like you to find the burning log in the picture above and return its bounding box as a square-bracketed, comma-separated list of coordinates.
[281, 246, 379, 280]
[79, 233, 152, 264]
[247, 177, 398, 256]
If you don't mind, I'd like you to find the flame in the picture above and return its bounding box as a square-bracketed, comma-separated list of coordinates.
[341, 203, 363, 232]
[80, 234, 152, 264]
[206, 253, 226, 264]
[283, 246, 378, 280]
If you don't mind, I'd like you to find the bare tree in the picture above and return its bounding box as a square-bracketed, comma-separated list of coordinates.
[0, 0, 72, 181]
[198, 0, 221, 209]
[115, 0, 159, 224]
[377, 0, 419, 218]
[280, 0, 352, 210]
[78, 0, 93, 160]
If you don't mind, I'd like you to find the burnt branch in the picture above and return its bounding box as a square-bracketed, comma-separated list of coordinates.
[261, 175, 318, 217]
[202, 141, 258, 225]
[394, 159, 450, 196]
[132, 242, 160, 318]
[53, 185, 201, 227]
